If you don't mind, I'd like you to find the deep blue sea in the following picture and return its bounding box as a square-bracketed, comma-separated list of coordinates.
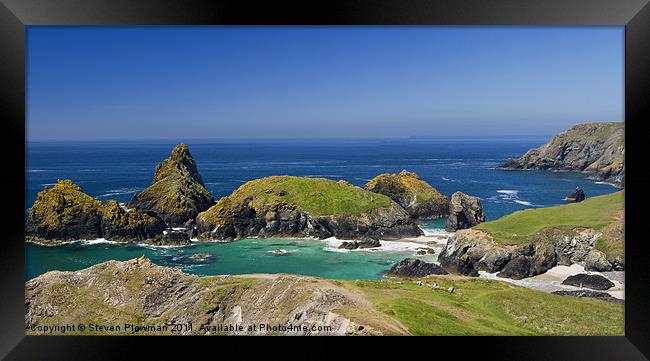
[26, 138, 620, 280]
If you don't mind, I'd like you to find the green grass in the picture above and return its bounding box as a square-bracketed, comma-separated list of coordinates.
[474, 191, 624, 245]
[342, 277, 623, 336]
[218, 176, 392, 217]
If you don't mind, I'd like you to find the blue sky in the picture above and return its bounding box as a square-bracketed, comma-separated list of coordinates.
[27, 26, 623, 141]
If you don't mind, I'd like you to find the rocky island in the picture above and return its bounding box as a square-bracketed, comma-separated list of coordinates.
[499, 122, 624, 186]
[128, 144, 215, 227]
[364, 170, 449, 221]
[26, 180, 166, 245]
[196, 175, 423, 241]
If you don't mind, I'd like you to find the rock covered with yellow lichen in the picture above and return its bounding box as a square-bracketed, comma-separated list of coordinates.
[364, 170, 449, 221]
[127, 144, 215, 227]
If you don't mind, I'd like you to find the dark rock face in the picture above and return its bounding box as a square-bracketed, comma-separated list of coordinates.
[438, 227, 619, 280]
[128, 144, 215, 227]
[445, 192, 485, 232]
[26, 180, 166, 244]
[499, 122, 624, 186]
[148, 230, 191, 246]
[339, 238, 381, 250]
[196, 186, 423, 241]
[100, 200, 166, 242]
[552, 290, 623, 304]
[364, 170, 449, 221]
[385, 258, 448, 278]
[564, 187, 586, 202]
[497, 242, 557, 280]
[562, 273, 615, 290]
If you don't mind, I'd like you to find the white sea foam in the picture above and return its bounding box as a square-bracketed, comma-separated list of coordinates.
[96, 187, 142, 198]
[27, 169, 48, 173]
[513, 200, 533, 206]
[74, 238, 119, 245]
[320, 237, 437, 253]
[496, 190, 519, 195]
[594, 181, 618, 187]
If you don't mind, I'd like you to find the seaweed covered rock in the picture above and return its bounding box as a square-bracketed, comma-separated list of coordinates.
[552, 290, 623, 304]
[128, 144, 215, 226]
[339, 237, 381, 250]
[101, 200, 166, 242]
[364, 170, 449, 221]
[562, 273, 615, 290]
[26, 180, 104, 244]
[445, 192, 485, 232]
[384, 258, 448, 278]
[196, 176, 423, 241]
[499, 122, 625, 186]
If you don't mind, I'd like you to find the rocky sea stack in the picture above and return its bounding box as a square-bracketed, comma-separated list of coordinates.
[128, 144, 215, 227]
[499, 122, 624, 186]
[565, 187, 586, 202]
[195, 175, 423, 241]
[26, 180, 165, 244]
[445, 191, 485, 232]
[364, 170, 449, 221]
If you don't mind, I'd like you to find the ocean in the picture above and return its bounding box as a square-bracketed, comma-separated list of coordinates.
[25, 138, 620, 280]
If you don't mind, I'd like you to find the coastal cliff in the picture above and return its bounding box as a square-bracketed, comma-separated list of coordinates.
[499, 122, 624, 186]
[364, 170, 449, 221]
[128, 144, 215, 227]
[25, 258, 623, 336]
[438, 191, 624, 279]
[196, 176, 423, 241]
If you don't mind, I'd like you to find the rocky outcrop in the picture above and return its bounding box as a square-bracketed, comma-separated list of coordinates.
[196, 176, 423, 241]
[128, 144, 215, 227]
[339, 237, 381, 250]
[26, 180, 165, 244]
[364, 170, 449, 221]
[438, 229, 512, 276]
[499, 122, 624, 186]
[101, 200, 166, 242]
[562, 273, 615, 290]
[445, 192, 485, 232]
[25, 258, 383, 336]
[384, 258, 448, 278]
[438, 227, 621, 279]
[148, 229, 191, 246]
[552, 290, 623, 304]
[564, 187, 586, 202]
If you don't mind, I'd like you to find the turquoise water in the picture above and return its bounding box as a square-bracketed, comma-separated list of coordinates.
[26, 237, 438, 280]
[26, 140, 621, 280]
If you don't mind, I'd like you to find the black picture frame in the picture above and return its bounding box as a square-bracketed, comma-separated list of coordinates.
[1, 0, 649, 359]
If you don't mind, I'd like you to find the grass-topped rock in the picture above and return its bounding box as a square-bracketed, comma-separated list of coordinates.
[26, 180, 166, 244]
[26, 180, 104, 244]
[128, 144, 215, 227]
[196, 175, 423, 241]
[364, 170, 449, 221]
[439, 191, 624, 279]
